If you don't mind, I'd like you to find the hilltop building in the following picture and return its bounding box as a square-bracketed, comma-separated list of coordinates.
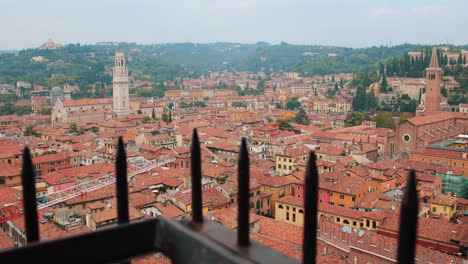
[37, 39, 63, 50]
[51, 52, 132, 124]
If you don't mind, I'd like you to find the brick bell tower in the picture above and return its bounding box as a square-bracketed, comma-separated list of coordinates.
[424, 47, 442, 113]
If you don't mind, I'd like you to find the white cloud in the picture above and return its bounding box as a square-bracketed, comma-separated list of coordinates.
[410, 5, 448, 16]
[370, 7, 398, 17]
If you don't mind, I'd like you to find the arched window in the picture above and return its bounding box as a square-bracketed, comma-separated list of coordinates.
[298, 209, 304, 214]
[278, 204, 283, 209]
[343, 219, 350, 225]
[372, 221, 377, 229]
[366, 219, 370, 227]
[256, 200, 260, 209]
[250, 202, 254, 209]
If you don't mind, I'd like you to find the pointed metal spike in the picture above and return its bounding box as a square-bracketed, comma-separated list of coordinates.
[21, 147, 39, 243]
[238, 138, 250, 246]
[116, 137, 129, 224]
[191, 129, 203, 223]
[397, 170, 418, 264]
[303, 151, 318, 264]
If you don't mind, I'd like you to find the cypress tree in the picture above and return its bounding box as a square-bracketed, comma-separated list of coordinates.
[381, 74, 388, 93]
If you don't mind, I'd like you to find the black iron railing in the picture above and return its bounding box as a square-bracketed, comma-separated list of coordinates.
[0, 129, 419, 264]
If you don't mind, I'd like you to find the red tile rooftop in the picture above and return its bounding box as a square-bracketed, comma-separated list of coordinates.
[378, 213, 462, 245]
[0, 228, 14, 249]
[412, 147, 465, 158]
[91, 206, 143, 223]
[259, 175, 297, 188]
[62, 98, 112, 106]
[0, 185, 22, 205]
[153, 202, 184, 219]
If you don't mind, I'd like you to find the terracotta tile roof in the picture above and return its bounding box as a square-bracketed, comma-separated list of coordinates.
[57, 163, 115, 180]
[0, 185, 22, 205]
[62, 98, 112, 106]
[412, 147, 464, 159]
[91, 206, 143, 223]
[405, 112, 467, 126]
[0, 144, 23, 159]
[378, 213, 462, 245]
[279, 144, 310, 157]
[0, 162, 21, 177]
[65, 185, 115, 205]
[259, 175, 296, 188]
[87, 201, 106, 210]
[255, 214, 304, 246]
[41, 171, 76, 185]
[326, 176, 367, 195]
[153, 202, 184, 219]
[430, 193, 458, 206]
[0, 228, 14, 249]
[250, 232, 302, 261]
[127, 192, 156, 208]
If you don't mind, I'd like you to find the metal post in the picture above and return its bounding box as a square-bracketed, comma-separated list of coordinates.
[237, 138, 250, 246]
[397, 170, 418, 264]
[303, 151, 318, 264]
[21, 147, 39, 243]
[116, 137, 129, 224]
[191, 129, 203, 223]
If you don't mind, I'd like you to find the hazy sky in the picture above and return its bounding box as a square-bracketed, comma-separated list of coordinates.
[1, 0, 467, 49]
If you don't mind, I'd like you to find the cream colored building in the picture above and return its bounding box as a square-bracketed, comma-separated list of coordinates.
[113, 51, 130, 117]
[52, 98, 113, 124]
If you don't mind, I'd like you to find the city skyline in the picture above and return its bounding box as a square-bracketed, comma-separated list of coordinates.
[1, 0, 468, 50]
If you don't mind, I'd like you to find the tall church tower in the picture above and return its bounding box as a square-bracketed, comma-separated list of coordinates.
[113, 51, 130, 117]
[424, 47, 442, 113]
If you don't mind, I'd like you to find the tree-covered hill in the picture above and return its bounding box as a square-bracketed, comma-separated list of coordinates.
[1, 42, 467, 88]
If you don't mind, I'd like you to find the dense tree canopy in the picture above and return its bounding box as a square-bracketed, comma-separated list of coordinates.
[286, 97, 301, 110]
[294, 108, 309, 125]
[372, 112, 395, 129]
[278, 118, 294, 131]
[345, 111, 370, 127]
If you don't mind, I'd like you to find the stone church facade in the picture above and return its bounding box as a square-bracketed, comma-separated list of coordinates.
[52, 52, 131, 124]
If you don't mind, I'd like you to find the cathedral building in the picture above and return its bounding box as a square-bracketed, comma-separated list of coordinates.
[51, 51, 132, 124]
[394, 47, 468, 158]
